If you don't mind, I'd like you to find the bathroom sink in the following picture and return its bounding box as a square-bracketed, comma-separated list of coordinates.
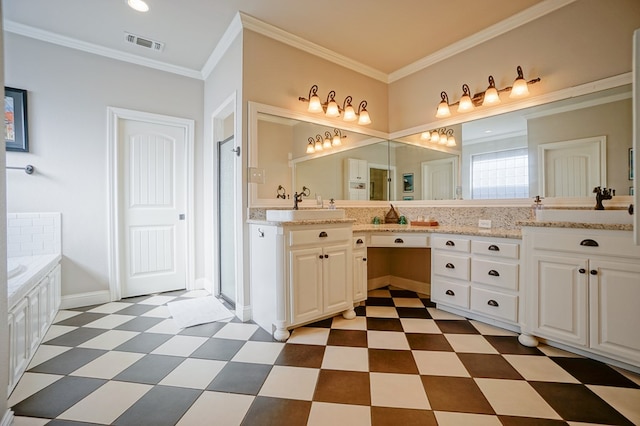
[266, 209, 346, 221]
[535, 209, 633, 224]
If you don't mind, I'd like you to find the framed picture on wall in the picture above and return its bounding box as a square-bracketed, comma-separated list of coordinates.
[630, 148, 634, 180]
[5, 87, 29, 152]
[403, 173, 414, 192]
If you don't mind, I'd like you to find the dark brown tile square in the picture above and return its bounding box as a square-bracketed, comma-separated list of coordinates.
[355, 305, 367, 316]
[551, 357, 640, 388]
[313, 370, 371, 405]
[421, 298, 436, 308]
[241, 396, 311, 426]
[406, 333, 454, 351]
[498, 416, 570, 426]
[390, 290, 420, 298]
[395, 307, 431, 319]
[275, 344, 325, 368]
[327, 329, 368, 347]
[457, 353, 523, 379]
[371, 407, 437, 426]
[304, 317, 334, 328]
[421, 376, 494, 414]
[367, 317, 403, 331]
[369, 349, 418, 374]
[484, 335, 544, 355]
[531, 381, 634, 425]
[435, 320, 480, 334]
[366, 297, 395, 307]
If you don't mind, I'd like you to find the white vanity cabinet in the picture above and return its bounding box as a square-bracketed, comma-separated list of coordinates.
[352, 232, 368, 303]
[345, 158, 368, 200]
[250, 222, 355, 341]
[522, 227, 640, 368]
[431, 233, 521, 330]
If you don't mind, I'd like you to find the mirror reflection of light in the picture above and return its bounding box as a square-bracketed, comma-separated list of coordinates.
[127, 0, 149, 12]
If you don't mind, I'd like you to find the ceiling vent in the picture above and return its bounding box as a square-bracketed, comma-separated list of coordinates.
[124, 32, 164, 52]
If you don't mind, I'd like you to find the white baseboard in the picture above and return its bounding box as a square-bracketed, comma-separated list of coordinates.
[367, 275, 430, 296]
[236, 304, 252, 322]
[1, 410, 14, 426]
[60, 290, 111, 309]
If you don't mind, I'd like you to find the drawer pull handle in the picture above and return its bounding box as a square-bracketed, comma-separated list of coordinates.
[319, 231, 328, 238]
[324, 254, 329, 259]
[363, 258, 367, 261]
[487, 299, 499, 307]
[445, 289, 455, 296]
[590, 269, 598, 275]
[488, 269, 500, 277]
[257, 228, 265, 238]
[445, 263, 455, 269]
[446, 240, 455, 246]
[356, 238, 363, 244]
[488, 244, 500, 251]
[579, 268, 586, 274]
[580, 239, 599, 247]
[394, 238, 404, 244]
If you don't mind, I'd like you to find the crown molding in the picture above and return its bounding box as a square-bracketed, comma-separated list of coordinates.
[200, 12, 244, 80]
[4, 20, 202, 79]
[388, 0, 578, 83]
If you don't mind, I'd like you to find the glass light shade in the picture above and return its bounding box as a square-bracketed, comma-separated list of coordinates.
[482, 87, 500, 105]
[325, 100, 340, 117]
[332, 135, 342, 146]
[306, 142, 315, 154]
[357, 110, 371, 125]
[308, 95, 323, 113]
[323, 137, 332, 149]
[447, 135, 456, 147]
[439, 133, 447, 144]
[343, 105, 357, 121]
[420, 132, 430, 140]
[509, 78, 529, 98]
[457, 95, 474, 112]
[314, 139, 323, 151]
[436, 101, 451, 118]
[128, 0, 149, 12]
[430, 131, 440, 143]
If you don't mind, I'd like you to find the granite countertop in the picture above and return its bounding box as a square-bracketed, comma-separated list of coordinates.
[353, 223, 522, 239]
[247, 218, 356, 226]
[518, 220, 633, 231]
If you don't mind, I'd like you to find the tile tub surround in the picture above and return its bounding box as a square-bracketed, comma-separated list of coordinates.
[8, 254, 62, 310]
[250, 206, 532, 229]
[7, 212, 62, 257]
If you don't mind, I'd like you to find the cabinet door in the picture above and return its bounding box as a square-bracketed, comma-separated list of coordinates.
[27, 286, 41, 354]
[353, 250, 367, 302]
[589, 259, 640, 363]
[10, 299, 30, 388]
[39, 276, 50, 338]
[323, 243, 351, 313]
[290, 247, 323, 325]
[347, 158, 366, 181]
[532, 254, 588, 346]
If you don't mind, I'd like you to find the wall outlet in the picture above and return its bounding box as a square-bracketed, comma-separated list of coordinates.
[249, 167, 265, 184]
[478, 219, 492, 228]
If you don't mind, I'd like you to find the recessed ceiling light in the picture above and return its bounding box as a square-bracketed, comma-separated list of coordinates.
[128, 0, 149, 12]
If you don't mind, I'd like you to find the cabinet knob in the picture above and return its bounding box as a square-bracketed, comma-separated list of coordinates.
[580, 239, 599, 247]
[319, 231, 328, 238]
[579, 268, 586, 274]
[445, 289, 455, 296]
[363, 258, 367, 261]
[394, 238, 404, 244]
[488, 244, 500, 251]
[487, 299, 499, 307]
[445, 263, 455, 269]
[446, 240, 455, 246]
[324, 254, 329, 259]
[488, 269, 500, 277]
[590, 269, 598, 275]
[318, 255, 323, 259]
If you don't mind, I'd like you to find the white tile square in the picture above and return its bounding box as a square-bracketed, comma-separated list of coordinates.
[53, 310, 81, 323]
[475, 378, 562, 419]
[27, 345, 71, 369]
[444, 334, 499, 354]
[321, 346, 369, 371]
[58, 381, 152, 424]
[151, 335, 208, 357]
[181, 290, 211, 298]
[213, 323, 259, 340]
[160, 359, 226, 389]
[141, 305, 172, 318]
[42, 325, 77, 342]
[287, 327, 330, 345]
[412, 350, 470, 377]
[84, 314, 136, 329]
[70, 351, 144, 379]
[588, 384, 640, 425]
[145, 318, 182, 334]
[138, 295, 177, 305]
[308, 402, 371, 426]
[469, 320, 517, 336]
[370, 372, 430, 409]
[400, 318, 440, 334]
[77, 330, 139, 350]
[536, 344, 583, 358]
[331, 316, 367, 330]
[231, 341, 285, 364]
[366, 306, 399, 318]
[8, 373, 64, 407]
[367, 330, 410, 350]
[177, 391, 254, 426]
[258, 366, 319, 400]
[367, 289, 391, 298]
[434, 411, 502, 426]
[427, 308, 465, 320]
[393, 298, 426, 308]
[11, 417, 50, 426]
[503, 355, 580, 383]
[87, 302, 134, 314]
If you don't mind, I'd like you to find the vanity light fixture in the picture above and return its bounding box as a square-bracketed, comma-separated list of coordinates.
[305, 129, 347, 154]
[332, 128, 345, 146]
[323, 132, 333, 149]
[314, 135, 324, 152]
[435, 66, 540, 117]
[424, 128, 456, 147]
[299, 85, 372, 125]
[306, 137, 316, 154]
[446, 129, 456, 147]
[127, 0, 149, 12]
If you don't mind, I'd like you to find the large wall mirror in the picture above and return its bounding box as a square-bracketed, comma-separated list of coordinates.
[249, 76, 633, 207]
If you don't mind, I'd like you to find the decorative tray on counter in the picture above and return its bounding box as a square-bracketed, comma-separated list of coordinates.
[410, 220, 439, 227]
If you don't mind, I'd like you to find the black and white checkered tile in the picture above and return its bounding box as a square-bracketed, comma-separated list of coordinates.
[9, 287, 640, 426]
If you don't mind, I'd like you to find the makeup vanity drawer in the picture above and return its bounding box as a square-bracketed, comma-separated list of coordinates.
[432, 253, 470, 281]
[369, 233, 429, 248]
[471, 258, 519, 291]
[470, 287, 518, 323]
[471, 240, 519, 259]
[431, 279, 470, 309]
[431, 236, 470, 253]
[289, 227, 351, 246]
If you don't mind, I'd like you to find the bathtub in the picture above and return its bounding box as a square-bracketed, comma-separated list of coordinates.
[8, 254, 61, 310]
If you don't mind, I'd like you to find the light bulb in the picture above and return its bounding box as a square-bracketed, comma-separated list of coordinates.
[447, 135, 456, 147]
[510, 66, 530, 98]
[439, 133, 447, 144]
[430, 131, 440, 143]
[343, 105, 356, 121]
[483, 87, 500, 105]
[308, 94, 322, 113]
[323, 136, 332, 149]
[436, 100, 451, 118]
[128, 0, 149, 12]
[420, 132, 430, 140]
[325, 100, 340, 117]
[314, 139, 323, 151]
[332, 135, 342, 146]
[357, 109, 371, 125]
[306, 142, 315, 154]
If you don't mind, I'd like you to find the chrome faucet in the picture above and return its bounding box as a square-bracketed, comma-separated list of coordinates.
[593, 186, 614, 210]
[293, 186, 310, 210]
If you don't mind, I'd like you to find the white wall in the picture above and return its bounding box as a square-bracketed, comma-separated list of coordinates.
[4, 34, 204, 301]
[1, 6, 10, 423]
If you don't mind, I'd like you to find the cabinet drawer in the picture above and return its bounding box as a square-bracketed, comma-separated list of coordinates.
[353, 235, 367, 249]
[432, 279, 470, 309]
[529, 229, 640, 259]
[433, 253, 470, 281]
[431, 236, 470, 252]
[289, 227, 351, 246]
[471, 259, 519, 291]
[369, 234, 429, 248]
[471, 240, 519, 259]
[470, 287, 518, 323]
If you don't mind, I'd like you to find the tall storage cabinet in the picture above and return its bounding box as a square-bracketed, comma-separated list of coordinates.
[345, 158, 368, 200]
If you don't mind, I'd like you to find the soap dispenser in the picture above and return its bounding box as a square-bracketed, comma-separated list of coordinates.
[328, 198, 336, 210]
[531, 195, 543, 219]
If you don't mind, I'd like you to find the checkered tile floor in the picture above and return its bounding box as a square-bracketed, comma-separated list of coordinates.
[9, 287, 640, 425]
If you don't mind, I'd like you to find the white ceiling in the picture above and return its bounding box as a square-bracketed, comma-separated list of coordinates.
[2, 0, 569, 81]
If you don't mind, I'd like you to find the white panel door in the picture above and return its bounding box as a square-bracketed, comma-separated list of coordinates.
[422, 158, 457, 200]
[120, 119, 187, 297]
